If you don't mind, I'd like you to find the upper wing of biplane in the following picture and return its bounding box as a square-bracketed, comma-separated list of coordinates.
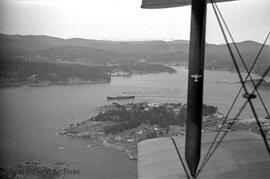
[141, 0, 238, 9]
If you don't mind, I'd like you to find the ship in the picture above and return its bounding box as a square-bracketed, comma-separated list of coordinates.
[106, 95, 135, 100]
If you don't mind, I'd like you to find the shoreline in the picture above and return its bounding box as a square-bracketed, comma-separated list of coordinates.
[0, 79, 111, 88]
[0, 69, 176, 88]
[59, 101, 270, 161]
[2, 66, 267, 88]
[59, 102, 223, 161]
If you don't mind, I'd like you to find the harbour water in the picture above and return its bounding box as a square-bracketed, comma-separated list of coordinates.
[0, 66, 269, 178]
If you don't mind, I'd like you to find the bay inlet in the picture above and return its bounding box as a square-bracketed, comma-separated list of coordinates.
[0, 66, 269, 178]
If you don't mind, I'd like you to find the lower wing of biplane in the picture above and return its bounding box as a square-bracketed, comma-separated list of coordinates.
[138, 131, 270, 179]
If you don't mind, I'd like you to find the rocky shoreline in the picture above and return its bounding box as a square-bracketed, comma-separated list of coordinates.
[59, 102, 270, 161]
[58, 102, 222, 160]
[0, 79, 111, 88]
[58, 120, 139, 160]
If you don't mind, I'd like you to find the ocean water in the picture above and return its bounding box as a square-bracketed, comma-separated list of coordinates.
[0, 66, 269, 178]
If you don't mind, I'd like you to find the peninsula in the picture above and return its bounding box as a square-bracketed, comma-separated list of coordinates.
[59, 102, 224, 160]
[0, 60, 176, 88]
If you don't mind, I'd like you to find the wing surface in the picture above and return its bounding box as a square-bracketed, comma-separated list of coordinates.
[141, 0, 237, 9]
[138, 131, 270, 179]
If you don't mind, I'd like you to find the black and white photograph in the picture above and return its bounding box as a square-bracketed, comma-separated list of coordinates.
[0, 0, 269, 178]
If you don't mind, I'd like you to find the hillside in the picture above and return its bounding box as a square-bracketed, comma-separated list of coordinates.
[0, 60, 176, 87]
[0, 34, 269, 75]
[0, 60, 111, 87]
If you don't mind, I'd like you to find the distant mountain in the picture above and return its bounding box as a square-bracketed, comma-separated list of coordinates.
[30, 46, 128, 65]
[0, 33, 189, 59]
[0, 33, 269, 75]
[205, 41, 270, 75]
[0, 34, 188, 56]
[0, 34, 64, 56]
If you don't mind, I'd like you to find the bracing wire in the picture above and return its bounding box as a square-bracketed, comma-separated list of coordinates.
[209, 2, 265, 152]
[199, 31, 270, 175]
[212, 0, 270, 153]
[196, 0, 270, 176]
[210, 0, 270, 156]
[199, 6, 270, 171]
[170, 137, 191, 179]
[213, 1, 270, 119]
[196, 66, 270, 176]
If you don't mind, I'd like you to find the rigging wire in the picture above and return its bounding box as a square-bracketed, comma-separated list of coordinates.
[198, 31, 270, 175]
[196, 0, 270, 176]
[199, 7, 270, 171]
[213, 1, 270, 119]
[196, 65, 270, 176]
[210, 0, 270, 156]
[208, 2, 265, 152]
[170, 137, 191, 179]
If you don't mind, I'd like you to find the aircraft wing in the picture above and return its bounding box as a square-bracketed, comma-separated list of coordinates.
[137, 131, 270, 179]
[141, 0, 237, 9]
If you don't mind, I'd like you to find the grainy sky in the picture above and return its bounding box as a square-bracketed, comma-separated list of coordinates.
[0, 0, 269, 44]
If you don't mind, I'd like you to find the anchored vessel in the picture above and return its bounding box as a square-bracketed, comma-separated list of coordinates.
[106, 95, 135, 100]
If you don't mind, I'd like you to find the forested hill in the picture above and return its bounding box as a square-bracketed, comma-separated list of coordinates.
[0, 33, 269, 76]
[0, 60, 111, 87]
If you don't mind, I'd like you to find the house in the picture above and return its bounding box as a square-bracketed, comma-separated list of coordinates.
[148, 103, 160, 108]
[127, 138, 135, 142]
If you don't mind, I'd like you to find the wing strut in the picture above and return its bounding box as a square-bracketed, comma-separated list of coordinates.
[185, 0, 207, 177]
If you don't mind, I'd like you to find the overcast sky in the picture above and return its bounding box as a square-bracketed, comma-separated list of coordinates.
[0, 0, 269, 44]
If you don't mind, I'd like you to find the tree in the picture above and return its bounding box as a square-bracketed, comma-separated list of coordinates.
[179, 107, 186, 126]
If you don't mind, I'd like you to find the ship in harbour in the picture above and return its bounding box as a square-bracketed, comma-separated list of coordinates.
[106, 95, 135, 100]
